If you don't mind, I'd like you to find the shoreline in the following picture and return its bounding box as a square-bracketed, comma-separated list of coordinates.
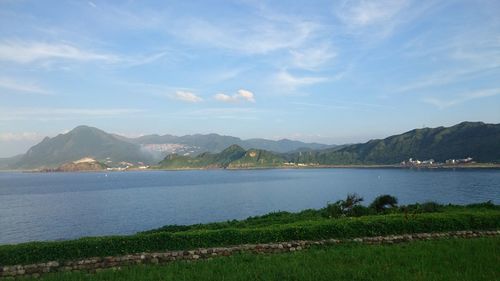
[3, 163, 500, 173]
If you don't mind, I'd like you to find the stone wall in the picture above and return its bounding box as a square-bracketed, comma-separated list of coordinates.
[1, 230, 498, 279]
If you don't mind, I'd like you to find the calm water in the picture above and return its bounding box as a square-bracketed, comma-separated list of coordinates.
[0, 168, 499, 244]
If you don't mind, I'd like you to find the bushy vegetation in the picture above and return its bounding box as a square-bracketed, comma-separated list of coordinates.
[369, 194, 398, 212]
[1, 201, 499, 266]
[19, 237, 500, 281]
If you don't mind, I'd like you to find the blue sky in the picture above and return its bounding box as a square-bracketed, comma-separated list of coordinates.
[1, 0, 499, 157]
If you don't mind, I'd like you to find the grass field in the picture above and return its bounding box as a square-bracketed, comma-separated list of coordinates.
[19, 237, 500, 281]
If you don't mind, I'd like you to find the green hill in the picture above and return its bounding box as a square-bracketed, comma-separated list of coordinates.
[286, 122, 500, 165]
[10, 126, 153, 169]
[159, 145, 284, 169]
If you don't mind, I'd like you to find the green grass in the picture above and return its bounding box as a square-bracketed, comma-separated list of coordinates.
[143, 202, 499, 234]
[1, 204, 499, 266]
[19, 237, 500, 281]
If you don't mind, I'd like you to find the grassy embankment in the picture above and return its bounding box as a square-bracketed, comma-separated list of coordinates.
[1, 198, 499, 266]
[18, 237, 500, 281]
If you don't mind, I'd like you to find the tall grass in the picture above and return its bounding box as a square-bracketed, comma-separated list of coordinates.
[19, 237, 500, 281]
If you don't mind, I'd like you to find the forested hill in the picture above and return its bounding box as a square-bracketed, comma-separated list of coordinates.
[286, 122, 500, 165]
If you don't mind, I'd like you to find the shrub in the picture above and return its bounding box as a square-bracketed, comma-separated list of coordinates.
[323, 193, 364, 218]
[349, 205, 374, 217]
[466, 200, 498, 210]
[403, 202, 443, 214]
[324, 202, 343, 218]
[0, 210, 498, 266]
[370, 195, 398, 213]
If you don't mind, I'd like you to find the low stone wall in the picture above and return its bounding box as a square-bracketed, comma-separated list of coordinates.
[1, 230, 498, 279]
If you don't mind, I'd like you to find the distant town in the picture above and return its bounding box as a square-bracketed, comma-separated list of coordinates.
[400, 157, 474, 167]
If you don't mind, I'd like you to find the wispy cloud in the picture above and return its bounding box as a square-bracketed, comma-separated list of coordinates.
[173, 91, 203, 103]
[396, 37, 500, 93]
[0, 107, 144, 121]
[337, 0, 410, 27]
[180, 107, 260, 120]
[291, 101, 351, 110]
[123, 51, 170, 67]
[335, 0, 439, 40]
[171, 17, 318, 55]
[0, 132, 42, 142]
[0, 40, 119, 64]
[422, 88, 500, 109]
[275, 70, 328, 91]
[214, 89, 256, 103]
[289, 44, 336, 70]
[0, 77, 51, 95]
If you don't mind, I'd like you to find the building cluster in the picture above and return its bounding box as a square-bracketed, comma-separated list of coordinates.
[445, 157, 473, 164]
[401, 158, 435, 166]
[401, 157, 473, 167]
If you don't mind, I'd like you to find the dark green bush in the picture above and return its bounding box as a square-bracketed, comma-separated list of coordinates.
[322, 193, 365, 218]
[349, 205, 375, 217]
[403, 202, 443, 213]
[0, 210, 498, 266]
[466, 200, 498, 210]
[370, 195, 398, 213]
[324, 202, 343, 218]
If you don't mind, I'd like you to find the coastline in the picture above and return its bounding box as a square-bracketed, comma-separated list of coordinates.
[3, 162, 500, 173]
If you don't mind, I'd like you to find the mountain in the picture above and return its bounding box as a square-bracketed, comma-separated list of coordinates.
[10, 126, 153, 169]
[286, 122, 500, 165]
[0, 154, 23, 170]
[158, 145, 286, 169]
[124, 133, 331, 157]
[5, 121, 498, 170]
[158, 145, 247, 169]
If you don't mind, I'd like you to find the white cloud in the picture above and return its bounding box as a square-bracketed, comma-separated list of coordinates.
[237, 89, 255, 102]
[214, 89, 255, 103]
[337, 0, 409, 27]
[171, 18, 318, 55]
[275, 70, 328, 91]
[0, 132, 42, 142]
[214, 93, 236, 103]
[422, 88, 500, 109]
[0, 77, 51, 95]
[290, 44, 336, 70]
[0, 40, 119, 64]
[173, 91, 203, 103]
[123, 51, 170, 67]
[334, 0, 439, 40]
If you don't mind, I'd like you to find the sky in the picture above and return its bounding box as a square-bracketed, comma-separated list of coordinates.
[0, 0, 499, 157]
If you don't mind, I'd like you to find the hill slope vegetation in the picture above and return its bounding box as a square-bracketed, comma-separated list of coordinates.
[286, 121, 500, 165]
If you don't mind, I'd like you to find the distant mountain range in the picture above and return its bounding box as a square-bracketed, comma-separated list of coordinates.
[2, 121, 499, 170]
[159, 121, 500, 168]
[285, 121, 500, 165]
[120, 133, 331, 155]
[1, 125, 333, 169]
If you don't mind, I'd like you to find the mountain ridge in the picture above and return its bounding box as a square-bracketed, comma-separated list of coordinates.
[2, 126, 333, 169]
[286, 121, 500, 165]
[159, 121, 500, 168]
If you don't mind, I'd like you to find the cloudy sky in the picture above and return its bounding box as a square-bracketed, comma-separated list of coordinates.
[1, 0, 499, 157]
